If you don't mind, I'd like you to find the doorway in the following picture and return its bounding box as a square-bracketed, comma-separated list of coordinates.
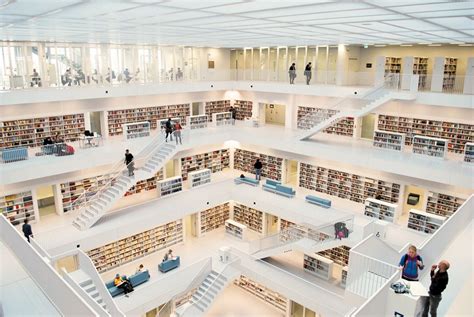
[264, 103, 286, 126]
[266, 214, 279, 235]
[285, 160, 298, 186]
[165, 159, 176, 178]
[360, 113, 376, 140]
[89, 112, 102, 135]
[55, 255, 78, 274]
[36, 185, 56, 217]
[192, 102, 201, 116]
[184, 214, 197, 240]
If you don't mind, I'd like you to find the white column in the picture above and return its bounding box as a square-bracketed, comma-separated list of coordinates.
[229, 148, 235, 170]
[431, 57, 445, 92]
[401, 56, 414, 90]
[99, 111, 108, 138]
[375, 56, 386, 86]
[52, 184, 64, 216]
[285, 96, 295, 130]
[31, 189, 40, 223]
[336, 44, 349, 85]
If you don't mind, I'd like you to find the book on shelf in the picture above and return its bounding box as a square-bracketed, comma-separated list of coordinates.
[426, 191, 465, 218]
[412, 135, 448, 159]
[86, 219, 183, 273]
[212, 112, 233, 126]
[364, 198, 399, 223]
[407, 209, 445, 235]
[297, 106, 354, 137]
[186, 114, 208, 130]
[200, 203, 230, 235]
[233, 149, 283, 181]
[373, 130, 405, 151]
[317, 245, 351, 266]
[463, 142, 474, 163]
[341, 266, 348, 288]
[233, 203, 264, 234]
[299, 162, 400, 204]
[205, 100, 231, 122]
[188, 169, 212, 188]
[1, 191, 35, 225]
[123, 121, 151, 140]
[303, 254, 334, 280]
[234, 275, 288, 312]
[233, 100, 253, 120]
[225, 219, 247, 240]
[0, 114, 85, 149]
[158, 176, 183, 197]
[180, 149, 230, 181]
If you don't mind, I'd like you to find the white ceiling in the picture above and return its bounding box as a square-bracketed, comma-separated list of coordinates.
[0, 0, 473, 47]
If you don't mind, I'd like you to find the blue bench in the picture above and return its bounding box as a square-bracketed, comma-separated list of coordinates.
[305, 195, 332, 208]
[234, 177, 259, 186]
[159, 256, 180, 273]
[262, 179, 281, 191]
[1, 147, 28, 163]
[105, 270, 150, 297]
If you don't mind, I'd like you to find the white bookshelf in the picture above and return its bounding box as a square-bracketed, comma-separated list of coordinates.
[186, 114, 208, 130]
[180, 149, 230, 181]
[464, 142, 474, 163]
[364, 198, 399, 223]
[303, 254, 334, 280]
[431, 57, 458, 92]
[233, 203, 264, 234]
[318, 245, 351, 266]
[200, 203, 230, 235]
[234, 149, 283, 181]
[158, 117, 181, 130]
[86, 219, 183, 273]
[212, 112, 232, 126]
[373, 130, 405, 151]
[1, 191, 36, 225]
[225, 219, 247, 240]
[234, 275, 289, 312]
[412, 135, 448, 159]
[426, 192, 465, 218]
[407, 209, 446, 234]
[188, 169, 211, 188]
[205, 100, 231, 121]
[158, 176, 183, 197]
[123, 121, 151, 140]
[341, 266, 348, 288]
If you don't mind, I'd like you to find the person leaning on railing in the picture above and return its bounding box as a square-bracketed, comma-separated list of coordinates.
[124, 149, 135, 177]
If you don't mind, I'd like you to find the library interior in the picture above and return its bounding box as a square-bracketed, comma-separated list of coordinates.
[0, 1, 473, 317]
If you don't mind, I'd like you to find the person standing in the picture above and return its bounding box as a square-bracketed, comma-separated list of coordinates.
[174, 121, 182, 145]
[304, 62, 312, 85]
[254, 159, 263, 181]
[165, 118, 174, 142]
[22, 219, 33, 243]
[399, 245, 424, 281]
[288, 63, 296, 84]
[124, 149, 134, 177]
[229, 106, 237, 125]
[421, 260, 450, 317]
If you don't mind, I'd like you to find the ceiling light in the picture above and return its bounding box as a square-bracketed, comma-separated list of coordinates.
[418, 43, 431, 45]
[459, 44, 473, 47]
[428, 44, 442, 46]
[374, 44, 386, 47]
[363, 44, 368, 48]
[400, 44, 413, 47]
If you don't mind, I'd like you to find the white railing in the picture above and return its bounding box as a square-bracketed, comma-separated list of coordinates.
[76, 250, 125, 317]
[346, 247, 400, 299]
[349, 270, 400, 317]
[0, 215, 98, 316]
[71, 128, 186, 213]
[418, 194, 474, 279]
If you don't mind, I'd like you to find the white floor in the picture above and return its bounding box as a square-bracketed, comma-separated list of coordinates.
[205, 283, 285, 317]
[0, 241, 60, 317]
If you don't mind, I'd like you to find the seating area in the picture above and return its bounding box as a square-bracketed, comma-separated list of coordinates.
[234, 176, 259, 186]
[158, 256, 181, 273]
[305, 195, 332, 208]
[0, 147, 28, 163]
[262, 179, 296, 198]
[105, 270, 151, 297]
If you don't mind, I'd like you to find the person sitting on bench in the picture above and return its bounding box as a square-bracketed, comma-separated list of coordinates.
[114, 274, 134, 297]
[163, 249, 175, 261]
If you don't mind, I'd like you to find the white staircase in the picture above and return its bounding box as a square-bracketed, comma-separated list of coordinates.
[69, 269, 109, 313]
[298, 90, 393, 140]
[72, 141, 178, 230]
[176, 270, 235, 317]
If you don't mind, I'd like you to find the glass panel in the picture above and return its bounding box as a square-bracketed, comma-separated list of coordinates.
[0, 46, 11, 89]
[9, 46, 26, 88]
[122, 47, 134, 83]
[316, 46, 328, 84]
[26, 46, 42, 87]
[174, 47, 184, 81]
[109, 47, 123, 84]
[269, 47, 277, 80]
[252, 48, 260, 79]
[162, 47, 175, 81]
[138, 48, 150, 83]
[277, 47, 288, 81]
[89, 47, 103, 84]
[183, 47, 196, 81]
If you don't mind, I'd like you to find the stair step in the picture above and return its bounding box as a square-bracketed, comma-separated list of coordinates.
[89, 290, 100, 299]
[142, 167, 153, 173]
[192, 293, 212, 304]
[84, 210, 95, 218]
[196, 289, 215, 300]
[84, 284, 96, 293]
[78, 279, 93, 288]
[193, 300, 207, 312]
[72, 221, 82, 230]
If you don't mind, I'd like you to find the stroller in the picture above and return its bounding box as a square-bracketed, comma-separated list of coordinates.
[334, 222, 349, 240]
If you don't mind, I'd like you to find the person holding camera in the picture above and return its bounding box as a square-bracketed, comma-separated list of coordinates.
[421, 260, 450, 317]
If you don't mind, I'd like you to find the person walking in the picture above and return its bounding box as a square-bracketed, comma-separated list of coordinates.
[165, 118, 174, 142]
[22, 219, 33, 243]
[304, 62, 312, 85]
[254, 159, 263, 181]
[399, 245, 424, 281]
[174, 121, 182, 145]
[124, 149, 134, 177]
[229, 106, 237, 125]
[288, 63, 296, 84]
[421, 260, 450, 317]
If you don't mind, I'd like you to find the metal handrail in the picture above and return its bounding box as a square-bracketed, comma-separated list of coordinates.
[71, 128, 186, 212]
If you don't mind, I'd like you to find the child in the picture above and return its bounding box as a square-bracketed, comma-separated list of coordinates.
[399, 245, 424, 281]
